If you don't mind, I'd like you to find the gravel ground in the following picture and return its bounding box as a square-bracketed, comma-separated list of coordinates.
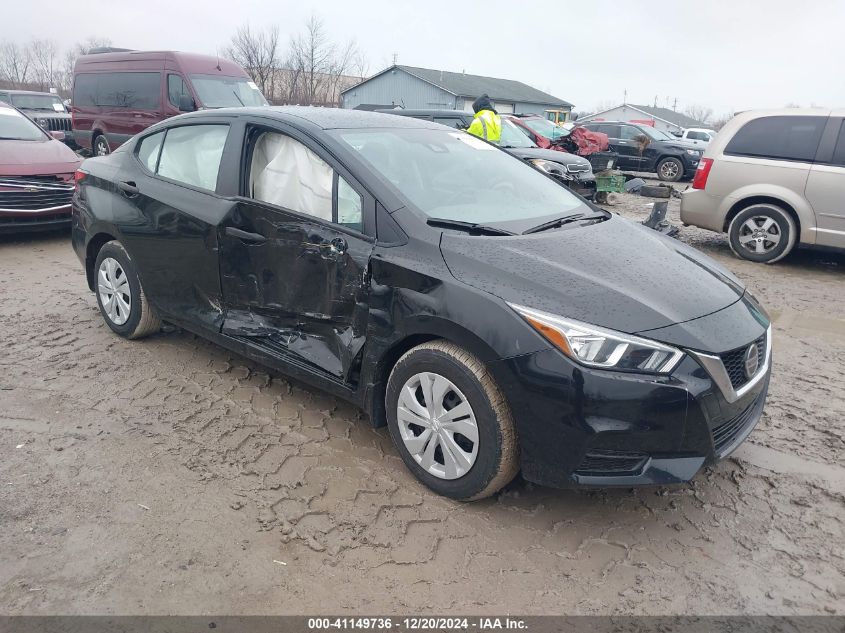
[1, 192, 843, 615]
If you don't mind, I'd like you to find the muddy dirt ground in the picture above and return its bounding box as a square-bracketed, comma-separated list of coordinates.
[1, 189, 843, 615]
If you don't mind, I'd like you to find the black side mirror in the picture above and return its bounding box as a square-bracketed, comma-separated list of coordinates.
[178, 94, 196, 112]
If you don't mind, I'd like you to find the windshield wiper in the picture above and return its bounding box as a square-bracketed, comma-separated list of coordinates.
[230, 90, 245, 106]
[427, 218, 515, 236]
[522, 213, 606, 235]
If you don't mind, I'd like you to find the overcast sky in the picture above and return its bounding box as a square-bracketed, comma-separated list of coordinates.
[3, 0, 844, 117]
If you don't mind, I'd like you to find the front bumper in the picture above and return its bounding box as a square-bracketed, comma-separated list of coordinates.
[0, 207, 72, 233]
[489, 325, 770, 489]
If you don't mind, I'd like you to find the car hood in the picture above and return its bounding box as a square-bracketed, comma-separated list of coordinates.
[440, 215, 745, 334]
[505, 146, 591, 167]
[0, 139, 81, 175]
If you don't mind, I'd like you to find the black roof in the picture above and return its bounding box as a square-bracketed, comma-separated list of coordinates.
[181, 106, 444, 130]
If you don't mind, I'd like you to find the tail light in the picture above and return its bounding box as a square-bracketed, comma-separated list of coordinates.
[692, 158, 713, 190]
[74, 170, 87, 191]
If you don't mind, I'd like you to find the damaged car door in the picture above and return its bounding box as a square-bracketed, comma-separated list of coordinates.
[218, 124, 374, 381]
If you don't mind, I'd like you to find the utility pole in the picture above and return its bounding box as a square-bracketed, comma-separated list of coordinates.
[654, 95, 658, 108]
[672, 97, 678, 112]
[623, 88, 627, 104]
[392, 52, 398, 65]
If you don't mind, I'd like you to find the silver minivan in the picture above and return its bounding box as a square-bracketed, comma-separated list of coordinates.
[680, 109, 845, 263]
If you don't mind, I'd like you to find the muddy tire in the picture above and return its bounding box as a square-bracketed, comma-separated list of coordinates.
[728, 204, 797, 264]
[656, 157, 683, 182]
[386, 340, 519, 501]
[94, 241, 161, 339]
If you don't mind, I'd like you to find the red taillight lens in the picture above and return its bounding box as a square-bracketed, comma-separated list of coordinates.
[692, 158, 713, 190]
[74, 170, 86, 191]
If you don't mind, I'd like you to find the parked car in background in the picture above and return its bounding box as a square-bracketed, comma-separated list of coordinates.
[505, 114, 612, 168]
[73, 107, 771, 499]
[377, 108, 597, 198]
[677, 127, 718, 146]
[579, 121, 704, 181]
[681, 109, 845, 263]
[0, 101, 81, 232]
[0, 89, 75, 146]
[72, 49, 268, 156]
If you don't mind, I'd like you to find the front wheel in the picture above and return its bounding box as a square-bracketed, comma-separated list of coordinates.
[94, 241, 161, 338]
[656, 157, 683, 182]
[728, 204, 797, 263]
[386, 341, 519, 500]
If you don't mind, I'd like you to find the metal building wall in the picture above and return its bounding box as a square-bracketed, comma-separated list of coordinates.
[341, 71, 458, 110]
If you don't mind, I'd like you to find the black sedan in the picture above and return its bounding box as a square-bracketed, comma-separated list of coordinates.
[71, 107, 772, 500]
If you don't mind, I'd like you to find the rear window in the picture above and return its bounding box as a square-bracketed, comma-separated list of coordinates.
[724, 115, 827, 163]
[73, 72, 161, 110]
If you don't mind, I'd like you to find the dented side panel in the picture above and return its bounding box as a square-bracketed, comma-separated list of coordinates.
[219, 201, 373, 380]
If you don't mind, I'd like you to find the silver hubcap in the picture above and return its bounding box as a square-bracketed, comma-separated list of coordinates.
[98, 257, 131, 325]
[397, 372, 479, 480]
[738, 216, 781, 254]
[661, 161, 679, 178]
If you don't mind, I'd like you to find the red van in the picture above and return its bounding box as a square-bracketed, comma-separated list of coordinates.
[72, 50, 268, 155]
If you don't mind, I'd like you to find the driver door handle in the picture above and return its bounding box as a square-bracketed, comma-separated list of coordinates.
[225, 227, 266, 244]
[117, 181, 139, 196]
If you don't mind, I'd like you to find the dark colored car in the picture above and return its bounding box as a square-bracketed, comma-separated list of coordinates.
[0, 100, 81, 232]
[72, 50, 268, 156]
[579, 121, 705, 181]
[0, 90, 74, 146]
[72, 107, 771, 500]
[379, 108, 597, 198]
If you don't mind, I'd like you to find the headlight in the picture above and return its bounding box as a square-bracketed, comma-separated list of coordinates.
[529, 158, 563, 174]
[509, 303, 685, 374]
[685, 149, 701, 156]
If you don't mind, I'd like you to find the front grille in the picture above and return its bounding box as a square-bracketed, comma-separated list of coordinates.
[35, 116, 72, 132]
[0, 179, 74, 211]
[719, 334, 766, 389]
[712, 394, 762, 456]
[0, 212, 70, 226]
[575, 450, 649, 476]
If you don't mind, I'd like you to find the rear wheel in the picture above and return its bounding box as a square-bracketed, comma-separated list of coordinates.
[656, 157, 683, 182]
[728, 204, 796, 263]
[94, 241, 161, 338]
[386, 341, 519, 500]
[93, 134, 110, 156]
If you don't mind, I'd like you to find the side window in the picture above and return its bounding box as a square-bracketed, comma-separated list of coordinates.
[725, 115, 827, 162]
[157, 125, 229, 191]
[137, 131, 165, 172]
[96, 72, 161, 110]
[619, 125, 641, 140]
[337, 176, 363, 231]
[600, 124, 621, 138]
[73, 74, 98, 107]
[248, 131, 333, 221]
[830, 121, 845, 167]
[167, 74, 189, 108]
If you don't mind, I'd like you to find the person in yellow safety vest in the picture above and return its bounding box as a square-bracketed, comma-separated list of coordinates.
[465, 94, 501, 143]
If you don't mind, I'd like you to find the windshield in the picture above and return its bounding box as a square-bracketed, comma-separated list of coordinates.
[0, 107, 47, 141]
[333, 128, 586, 229]
[9, 93, 66, 112]
[188, 74, 268, 108]
[521, 117, 567, 141]
[641, 126, 673, 141]
[499, 119, 537, 148]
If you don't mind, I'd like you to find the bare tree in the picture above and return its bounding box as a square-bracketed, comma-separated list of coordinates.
[59, 37, 113, 91]
[683, 104, 714, 125]
[288, 14, 335, 105]
[350, 49, 369, 81]
[0, 41, 32, 87]
[226, 24, 280, 97]
[30, 39, 60, 91]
